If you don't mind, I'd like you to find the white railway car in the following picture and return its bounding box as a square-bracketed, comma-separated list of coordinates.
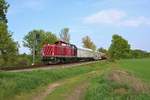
[77, 48, 101, 60]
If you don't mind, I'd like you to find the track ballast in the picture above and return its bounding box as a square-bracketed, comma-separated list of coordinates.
[0, 61, 100, 72]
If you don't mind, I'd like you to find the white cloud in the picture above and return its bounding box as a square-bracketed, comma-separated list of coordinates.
[84, 9, 150, 27]
[85, 9, 126, 24]
[121, 16, 150, 27]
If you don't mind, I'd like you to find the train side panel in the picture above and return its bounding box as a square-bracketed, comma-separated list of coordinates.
[41, 41, 77, 64]
[77, 48, 94, 61]
[77, 48, 102, 60]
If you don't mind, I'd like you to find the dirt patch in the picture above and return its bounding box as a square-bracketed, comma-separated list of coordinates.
[33, 83, 61, 100]
[66, 82, 88, 100]
[107, 69, 149, 93]
[114, 88, 128, 95]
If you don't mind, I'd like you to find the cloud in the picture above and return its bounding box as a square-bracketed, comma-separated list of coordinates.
[85, 9, 126, 24]
[84, 9, 150, 27]
[121, 16, 150, 27]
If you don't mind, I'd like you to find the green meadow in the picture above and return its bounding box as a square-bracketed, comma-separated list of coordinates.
[85, 58, 150, 100]
[0, 59, 150, 100]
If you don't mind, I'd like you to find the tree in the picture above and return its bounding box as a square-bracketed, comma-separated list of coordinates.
[98, 47, 108, 59]
[0, 0, 9, 23]
[23, 30, 44, 53]
[0, 23, 18, 63]
[131, 49, 149, 58]
[43, 32, 58, 45]
[82, 36, 96, 50]
[108, 34, 131, 59]
[59, 28, 70, 43]
[0, 0, 18, 66]
[23, 30, 58, 55]
[98, 47, 107, 53]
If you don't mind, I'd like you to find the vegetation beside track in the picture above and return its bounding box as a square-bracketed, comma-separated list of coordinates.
[85, 58, 150, 100]
[118, 58, 150, 82]
[0, 61, 108, 100]
[45, 68, 106, 100]
[85, 69, 150, 100]
[0, 59, 150, 100]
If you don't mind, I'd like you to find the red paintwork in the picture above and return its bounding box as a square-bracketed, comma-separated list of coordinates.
[42, 41, 76, 57]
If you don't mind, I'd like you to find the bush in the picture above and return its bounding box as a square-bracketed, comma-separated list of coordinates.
[0, 56, 5, 67]
[131, 50, 150, 58]
[14, 55, 32, 67]
[0, 54, 32, 68]
[108, 34, 131, 59]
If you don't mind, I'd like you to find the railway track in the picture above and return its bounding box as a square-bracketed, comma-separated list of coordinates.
[0, 61, 100, 72]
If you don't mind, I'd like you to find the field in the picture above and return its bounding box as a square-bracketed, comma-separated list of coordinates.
[118, 59, 150, 82]
[0, 59, 150, 100]
[85, 59, 150, 100]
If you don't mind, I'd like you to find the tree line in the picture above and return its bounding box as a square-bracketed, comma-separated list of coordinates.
[108, 34, 150, 59]
[0, 0, 150, 67]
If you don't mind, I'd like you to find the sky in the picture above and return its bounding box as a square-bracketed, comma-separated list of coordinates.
[6, 0, 150, 54]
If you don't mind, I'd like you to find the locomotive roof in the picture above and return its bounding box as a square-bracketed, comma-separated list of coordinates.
[55, 41, 68, 44]
[55, 41, 77, 48]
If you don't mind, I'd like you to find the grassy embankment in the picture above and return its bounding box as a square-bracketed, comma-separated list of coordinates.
[85, 58, 150, 100]
[0, 61, 108, 100]
[45, 66, 108, 100]
[0, 59, 150, 100]
[118, 58, 150, 82]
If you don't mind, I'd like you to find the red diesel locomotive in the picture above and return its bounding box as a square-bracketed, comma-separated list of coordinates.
[42, 41, 77, 64]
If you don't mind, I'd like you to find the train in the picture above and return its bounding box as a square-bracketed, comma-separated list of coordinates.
[41, 41, 104, 64]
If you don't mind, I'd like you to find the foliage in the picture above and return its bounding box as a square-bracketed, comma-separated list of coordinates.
[82, 36, 96, 50]
[0, 54, 32, 67]
[98, 47, 107, 53]
[13, 54, 32, 67]
[0, 0, 18, 66]
[59, 28, 70, 43]
[108, 34, 131, 59]
[0, 0, 9, 23]
[131, 49, 150, 58]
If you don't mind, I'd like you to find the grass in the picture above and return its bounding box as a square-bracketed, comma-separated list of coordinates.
[0, 61, 108, 100]
[45, 73, 88, 100]
[85, 58, 150, 100]
[118, 58, 150, 82]
[85, 71, 150, 100]
[45, 69, 105, 100]
[0, 59, 150, 100]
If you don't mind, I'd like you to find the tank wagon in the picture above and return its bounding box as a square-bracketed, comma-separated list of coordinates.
[41, 41, 102, 64]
